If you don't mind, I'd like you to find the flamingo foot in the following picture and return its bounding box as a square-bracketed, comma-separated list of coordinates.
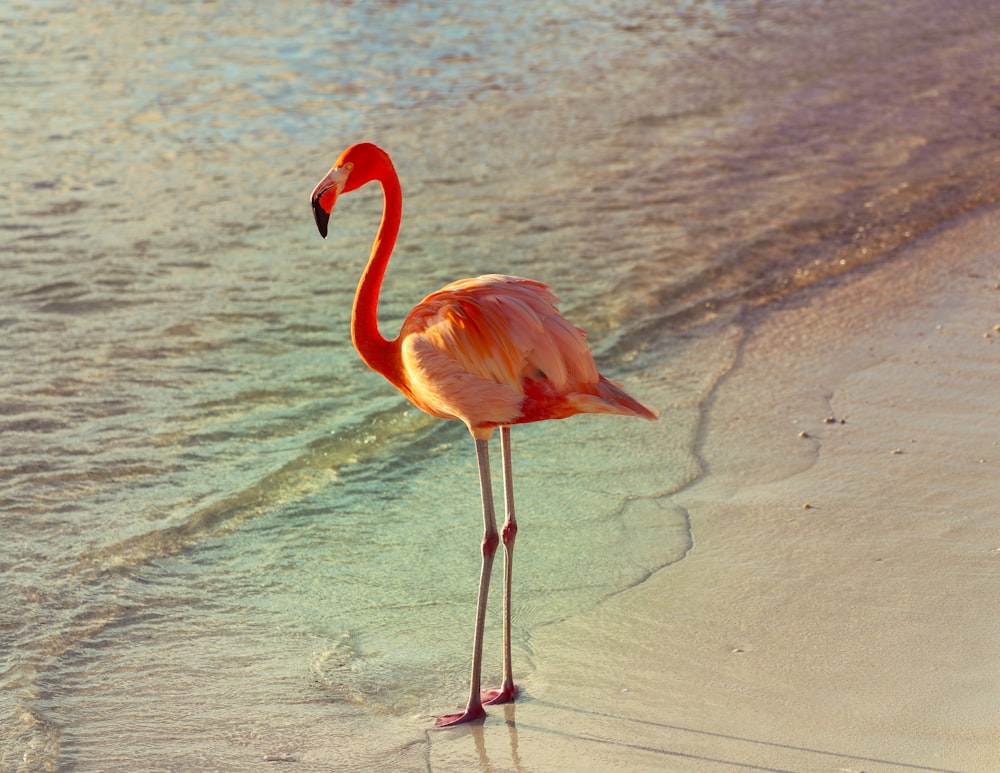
[434, 704, 487, 728]
[482, 684, 518, 705]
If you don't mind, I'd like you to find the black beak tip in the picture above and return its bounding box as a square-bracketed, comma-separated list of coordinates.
[312, 200, 330, 239]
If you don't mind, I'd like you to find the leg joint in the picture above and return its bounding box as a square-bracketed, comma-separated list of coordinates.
[482, 530, 500, 557]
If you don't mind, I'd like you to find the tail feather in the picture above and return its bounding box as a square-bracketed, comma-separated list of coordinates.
[570, 376, 658, 420]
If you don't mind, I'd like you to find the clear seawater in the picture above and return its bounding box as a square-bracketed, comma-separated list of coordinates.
[3, 0, 999, 769]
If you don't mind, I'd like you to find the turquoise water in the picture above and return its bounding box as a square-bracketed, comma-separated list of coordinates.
[3, 1, 1000, 769]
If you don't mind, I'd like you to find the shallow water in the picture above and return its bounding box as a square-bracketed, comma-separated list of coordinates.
[3, 0, 1000, 769]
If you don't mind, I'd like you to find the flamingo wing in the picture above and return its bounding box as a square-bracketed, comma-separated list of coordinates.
[396, 276, 587, 425]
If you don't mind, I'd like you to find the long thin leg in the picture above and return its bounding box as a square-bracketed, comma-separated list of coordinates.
[485, 426, 518, 705]
[435, 438, 499, 727]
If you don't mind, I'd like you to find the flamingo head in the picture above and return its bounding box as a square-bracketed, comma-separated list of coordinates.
[310, 143, 392, 239]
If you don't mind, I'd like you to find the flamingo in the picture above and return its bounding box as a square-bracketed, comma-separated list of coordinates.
[310, 143, 657, 727]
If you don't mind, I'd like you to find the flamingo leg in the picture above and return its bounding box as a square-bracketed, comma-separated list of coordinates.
[435, 438, 499, 727]
[484, 426, 518, 705]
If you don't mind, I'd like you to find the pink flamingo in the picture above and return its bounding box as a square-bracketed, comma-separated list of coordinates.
[310, 143, 657, 727]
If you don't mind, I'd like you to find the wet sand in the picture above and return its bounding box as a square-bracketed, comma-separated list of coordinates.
[427, 208, 1000, 771]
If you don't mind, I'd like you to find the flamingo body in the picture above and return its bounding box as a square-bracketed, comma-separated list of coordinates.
[398, 274, 654, 439]
[310, 142, 656, 726]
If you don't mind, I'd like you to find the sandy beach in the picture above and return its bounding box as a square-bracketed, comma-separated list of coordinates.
[426, 208, 1000, 771]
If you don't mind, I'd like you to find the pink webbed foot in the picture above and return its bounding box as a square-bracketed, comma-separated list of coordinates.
[482, 684, 518, 705]
[434, 704, 486, 728]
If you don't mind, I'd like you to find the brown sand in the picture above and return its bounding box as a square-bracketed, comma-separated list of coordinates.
[427, 208, 1000, 771]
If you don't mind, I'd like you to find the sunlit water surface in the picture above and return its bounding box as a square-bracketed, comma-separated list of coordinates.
[3, 0, 1000, 769]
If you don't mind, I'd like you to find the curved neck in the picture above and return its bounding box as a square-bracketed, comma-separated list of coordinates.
[351, 166, 403, 384]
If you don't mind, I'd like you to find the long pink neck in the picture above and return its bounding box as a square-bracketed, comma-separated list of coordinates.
[351, 163, 404, 386]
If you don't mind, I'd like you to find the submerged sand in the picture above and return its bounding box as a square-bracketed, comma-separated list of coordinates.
[427, 207, 1000, 771]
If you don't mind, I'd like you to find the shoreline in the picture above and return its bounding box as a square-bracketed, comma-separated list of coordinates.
[428, 208, 1000, 771]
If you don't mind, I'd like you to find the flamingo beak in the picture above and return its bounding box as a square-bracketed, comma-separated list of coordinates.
[310, 164, 351, 239]
[311, 190, 333, 239]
